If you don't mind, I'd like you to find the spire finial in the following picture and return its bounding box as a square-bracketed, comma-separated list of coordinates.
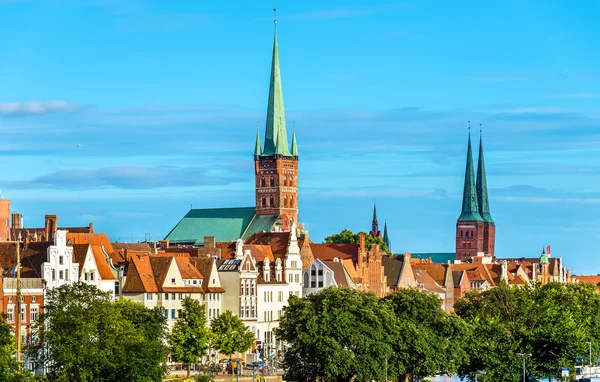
[273, 8, 277, 26]
[468, 120, 471, 133]
[293, 121, 295, 131]
[256, 121, 259, 130]
[479, 123, 482, 136]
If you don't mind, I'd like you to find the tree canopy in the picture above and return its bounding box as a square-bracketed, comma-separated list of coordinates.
[169, 297, 212, 377]
[324, 229, 390, 254]
[32, 283, 168, 382]
[210, 311, 254, 359]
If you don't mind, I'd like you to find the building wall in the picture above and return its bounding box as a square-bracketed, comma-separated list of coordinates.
[0, 200, 10, 242]
[255, 156, 298, 229]
[455, 220, 484, 261]
[302, 260, 337, 296]
[219, 272, 241, 316]
[42, 230, 79, 290]
[2, 279, 43, 342]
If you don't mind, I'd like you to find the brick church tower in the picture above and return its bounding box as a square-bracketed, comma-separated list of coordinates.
[456, 130, 495, 261]
[254, 24, 299, 231]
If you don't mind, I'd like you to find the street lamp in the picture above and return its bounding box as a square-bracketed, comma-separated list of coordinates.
[516, 353, 532, 382]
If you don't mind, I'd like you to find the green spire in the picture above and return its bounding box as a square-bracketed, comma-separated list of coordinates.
[476, 132, 493, 222]
[458, 133, 483, 221]
[262, 29, 290, 156]
[254, 128, 262, 156]
[383, 221, 390, 249]
[291, 128, 298, 156]
[540, 247, 549, 264]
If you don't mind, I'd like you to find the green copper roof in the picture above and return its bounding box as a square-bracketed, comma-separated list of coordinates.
[242, 214, 278, 239]
[411, 253, 457, 264]
[262, 30, 290, 157]
[383, 221, 390, 249]
[476, 135, 493, 222]
[254, 129, 262, 156]
[540, 248, 549, 265]
[165, 207, 257, 245]
[458, 134, 483, 221]
[290, 129, 298, 156]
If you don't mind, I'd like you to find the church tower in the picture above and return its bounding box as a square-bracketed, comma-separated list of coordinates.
[456, 132, 484, 262]
[254, 21, 299, 231]
[369, 202, 381, 239]
[476, 131, 495, 257]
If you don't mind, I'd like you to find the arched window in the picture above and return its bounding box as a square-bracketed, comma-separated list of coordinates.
[289, 177, 294, 187]
[283, 176, 287, 186]
[261, 196, 266, 208]
[471, 231, 474, 237]
[270, 176, 275, 187]
[269, 195, 274, 207]
[290, 195, 294, 208]
[261, 176, 265, 187]
[284, 195, 288, 208]
[460, 231, 463, 237]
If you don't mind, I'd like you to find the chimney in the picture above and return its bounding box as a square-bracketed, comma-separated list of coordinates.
[45, 215, 58, 242]
[159, 240, 169, 250]
[88, 222, 94, 233]
[204, 236, 216, 249]
[11, 214, 21, 230]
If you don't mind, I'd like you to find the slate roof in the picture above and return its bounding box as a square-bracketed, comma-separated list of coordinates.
[164, 207, 277, 245]
[0, 242, 49, 278]
[382, 255, 404, 287]
[322, 260, 349, 288]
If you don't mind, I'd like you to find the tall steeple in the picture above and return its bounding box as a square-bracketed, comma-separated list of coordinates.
[262, 24, 290, 157]
[383, 221, 390, 249]
[476, 129, 493, 222]
[369, 202, 381, 238]
[458, 133, 482, 221]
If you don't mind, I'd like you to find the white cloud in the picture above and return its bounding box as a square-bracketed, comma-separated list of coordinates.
[0, 100, 85, 117]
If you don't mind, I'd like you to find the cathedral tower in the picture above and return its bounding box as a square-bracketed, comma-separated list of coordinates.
[476, 131, 495, 257]
[254, 23, 299, 231]
[456, 132, 484, 262]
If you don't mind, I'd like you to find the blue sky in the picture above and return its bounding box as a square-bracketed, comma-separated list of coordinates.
[1, 0, 599, 274]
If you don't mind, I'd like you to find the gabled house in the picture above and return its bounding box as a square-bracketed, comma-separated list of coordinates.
[302, 258, 356, 296]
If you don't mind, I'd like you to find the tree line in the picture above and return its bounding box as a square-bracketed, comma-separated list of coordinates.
[0, 283, 254, 382]
[276, 282, 600, 382]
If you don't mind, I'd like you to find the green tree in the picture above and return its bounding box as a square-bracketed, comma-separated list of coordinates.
[382, 288, 469, 382]
[324, 229, 391, 254]
[456, 282, 594, 381]
[210, 311, 254, 362]
[275, 288, 394, 382]
[32, 283, 167, 382]
[169, 297, 212, 378]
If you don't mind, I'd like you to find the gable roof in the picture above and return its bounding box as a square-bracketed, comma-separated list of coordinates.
[72, 244, 90, 277]
[0, 242, 49, 278]
[382, 255, 404, 287]
[413, 268, 445, 294]
[174, 257, 204, 279]
[123, 255, 158, 293]
[310, 244, 358, 262]
[165, 207, 277, 245]
[111, 242, 151, 252]
[67, 233, 114, 253]
[322, 260, 349, 288]
[91, 246, 116, 280]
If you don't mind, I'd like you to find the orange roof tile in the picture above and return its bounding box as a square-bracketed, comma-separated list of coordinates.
[174, 257, 204, 280]
[310, 244, 358, 262]
[123, 255, 158, 293]
[91, 246, 116, 280]
[67, 233, 114, 253]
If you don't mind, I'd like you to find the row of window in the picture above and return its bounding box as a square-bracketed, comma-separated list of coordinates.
[240, 305, 256, 319]
[263, 289, 300, 302]
[6, 305, 38, 323]
[260, 194, 296, 209]
[163, 307, 221, 320]
[146, 293, 221, 301]
[7, 296, 36, 303]
[262, 310, 283, 322]
[460, 230, 475, 237]
[241, 280, 256, 296]
[260, 175, 296, 188]
[51, 268, 70, 281]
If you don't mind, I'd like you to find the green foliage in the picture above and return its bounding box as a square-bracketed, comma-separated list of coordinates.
[275, 288, 394, 382]
[324, 229, 391, 254]
[32, 283, 168, 382]
[382, 289, 469, 381]
[169, 297, 212, 377]
[210, 311, 254, 358]
[456, 282, 599, 381]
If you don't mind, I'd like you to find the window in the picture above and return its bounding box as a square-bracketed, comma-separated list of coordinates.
[179, 293, 183, 300]
[59, 270, 64, 280]
[172, 293, 176, 300]
[318, 280, 324, 288]
[171, 309, 176, 319]
[59, 256, 63, 265]
[240, 306, 245, 318]
[295, 274, 299, 283]
[114, 281, 119, 296]
[251, 305, 255, 318]
[283, 176, 287, 186]
[20, 296, 24, 302]
[290, 196, 294, 207]
[278, 310, 282, 319]
[262, 196, 266, 208]
[7, 307, 13, 323]
[269, 195, 274, 207]
[270, 176, 275, 187]
[318, 269, 323, 276]
[8, 296, 12, 303]
[291, 261, 297, 268]
[311, 269, 316, 276]
[65, 270, 69, 281]
[250, 282, 255, 296]
[165, 293, 169, 300]
[90, 272, 95, 281]
[246, 262, 250, 271]
[311, 280, 316, 288]
[245, 282, 249, 296]
[52, 269, 56, 281]
[261, 176, 265, 187]
[171, 278, 176, 285]
[84, 272, 88, 281]
[20, 306, 25, 322]
[30, 307, 38, 322]
[284, 195, 288, 208]
[164, 310, 168, 319]
[278, 291, 283, 302]
[146, 293, 153, 300]
[276, 272, 281, 282]
[245, 306, 250, 318]
[32, 296, 37, 303]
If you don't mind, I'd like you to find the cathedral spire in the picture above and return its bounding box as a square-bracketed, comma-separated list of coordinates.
[476, 127, 493, 222]
[262, 21, 290, 157]
[383, 221, 390, 249]
[458, 131, 483, 221]
[369, 201, 381, 238]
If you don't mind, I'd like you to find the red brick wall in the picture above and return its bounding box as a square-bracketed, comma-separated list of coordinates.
[0, 200, 10, 242]
[2, 293, 44, 338]
[255, 156, 299, 229]
[455, 220, 484, 262]
[483, 222, 495, 257]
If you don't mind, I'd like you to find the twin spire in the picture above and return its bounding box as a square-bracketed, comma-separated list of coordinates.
[458, 125, 493, 222]
[255, 21, 298, 158]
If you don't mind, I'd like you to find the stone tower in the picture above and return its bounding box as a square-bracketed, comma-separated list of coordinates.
[476, 132, 495, 258]
[456, 133, 484, 262]
[254, 25, 299, 231]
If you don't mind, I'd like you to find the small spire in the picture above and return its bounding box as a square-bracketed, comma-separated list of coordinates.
[254, 123, 262, 156]
[383, 221, 390, 249]
[370, 201, 381, 238]
[291, 123, 298, 157]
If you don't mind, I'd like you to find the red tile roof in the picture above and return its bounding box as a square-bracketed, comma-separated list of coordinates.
[309, 244, 358, 262]
[91, 246, 116, 280]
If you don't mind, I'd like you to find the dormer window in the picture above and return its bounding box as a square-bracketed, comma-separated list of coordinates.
[193, 280, 197, 285]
